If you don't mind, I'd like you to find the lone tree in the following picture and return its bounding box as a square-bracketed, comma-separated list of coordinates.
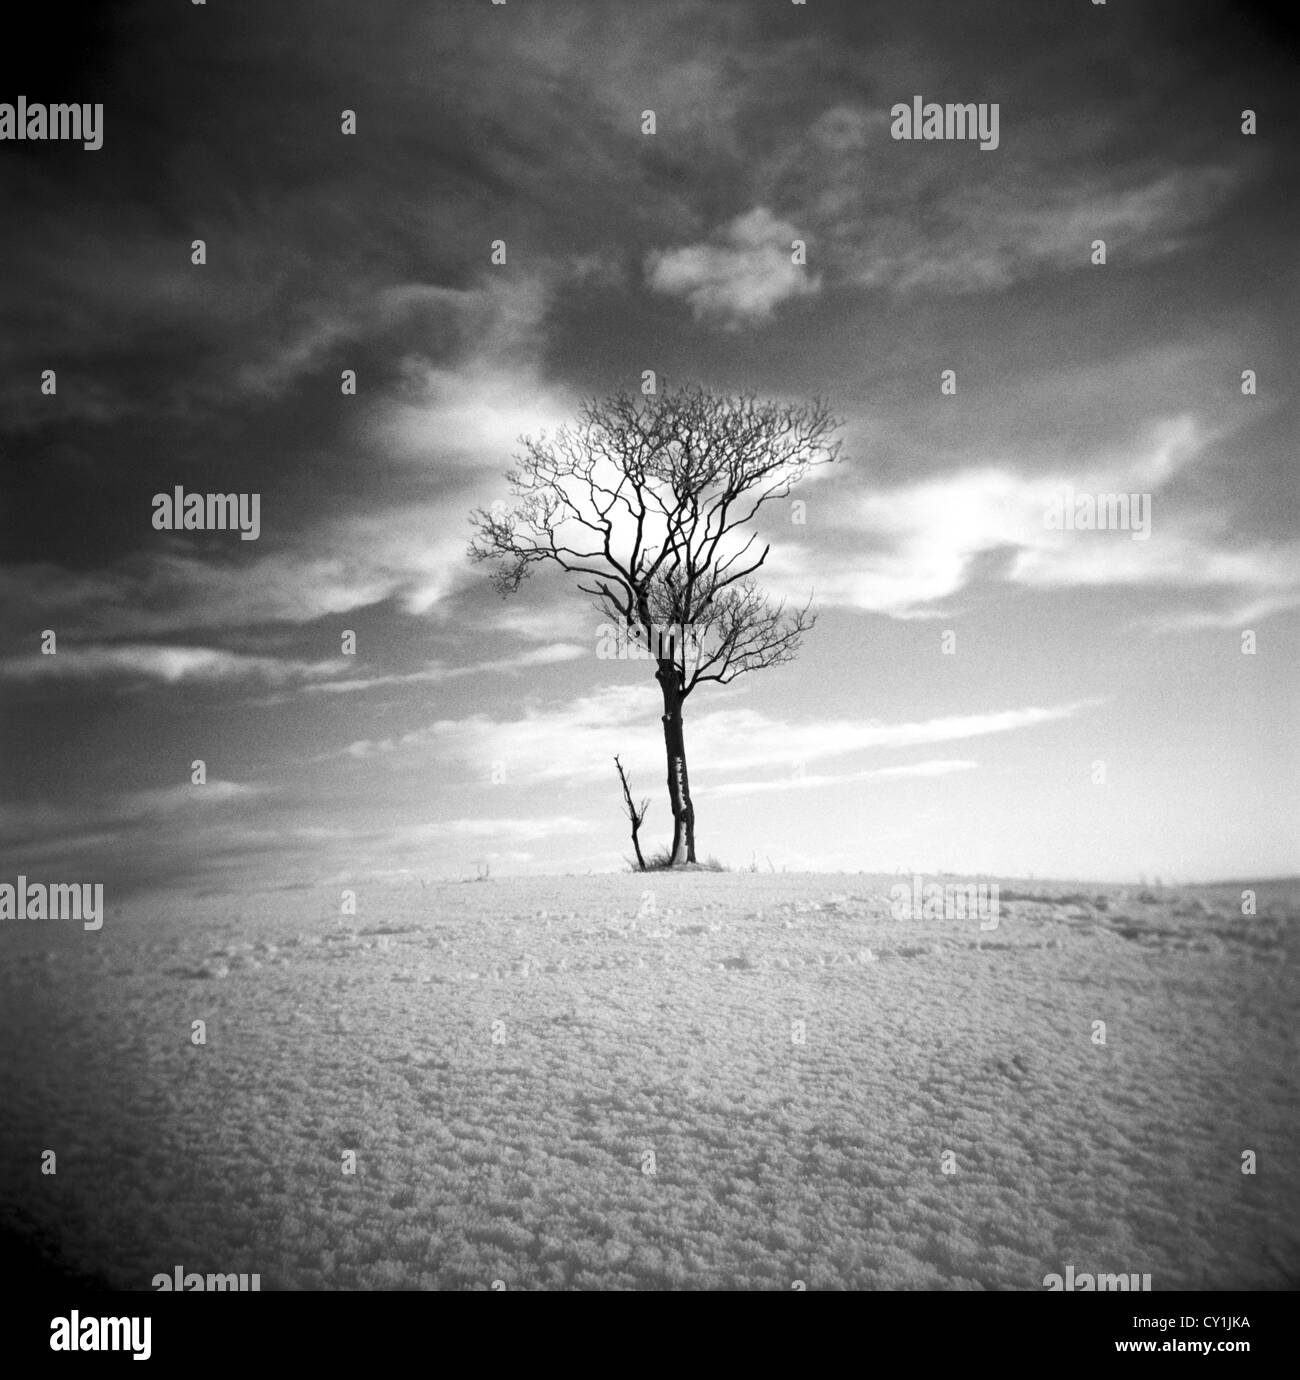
[468, 384, 841, 865]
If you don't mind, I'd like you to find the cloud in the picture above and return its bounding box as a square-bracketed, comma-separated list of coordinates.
[0, 506, 476, 641]
[864, 166, 1242, 295]
[0, 644, 343, 686]
[765, 414, 1300, 622]
[304, 643, 587, 695]
[645, 207, 821, 327]
[758, 103, 1249, 296]
[695, 758, 979, 799]
[363, 274, 578, 469]
[335, 682, 1098, 784]
[0, 272, 576, 648]
[113, 781, 273, 818]
[480, 595, 595, 645]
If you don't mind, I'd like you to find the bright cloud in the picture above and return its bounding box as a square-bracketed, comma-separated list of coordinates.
[765, 415, 1300, 622]
[337, 684, 1098, 787]
[645, 207, 821, 327]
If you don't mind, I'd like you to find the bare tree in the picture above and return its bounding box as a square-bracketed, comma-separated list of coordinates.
[614, 755, 650, 871]
[469, 384, 841, 865]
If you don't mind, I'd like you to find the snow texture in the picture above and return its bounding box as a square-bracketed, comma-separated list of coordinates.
[1, 874, 1295, 1291]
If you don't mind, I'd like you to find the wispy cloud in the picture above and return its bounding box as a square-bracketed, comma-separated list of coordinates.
[695, 758, 978, 799]
[336, 684, 1100, 784]
[758, 103, 1247, 296]
[0, 644, 343, 686]
[304, 644, 587, 695]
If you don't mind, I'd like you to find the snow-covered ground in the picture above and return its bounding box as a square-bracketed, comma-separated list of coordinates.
[1, 874, 1296, 1290]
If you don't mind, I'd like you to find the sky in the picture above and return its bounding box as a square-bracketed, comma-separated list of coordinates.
[1, 0, 1297, 896]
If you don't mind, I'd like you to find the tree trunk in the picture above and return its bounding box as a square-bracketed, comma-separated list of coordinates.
[656, 663, 697, 865]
